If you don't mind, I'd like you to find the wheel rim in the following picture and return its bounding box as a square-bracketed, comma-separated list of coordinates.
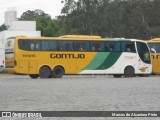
[52, 66, 64, 78]
[42, 70, 48, 76]
[39, 67, 51, 78]
[125, 69, 131, 75]
[124, 67, 134, 77]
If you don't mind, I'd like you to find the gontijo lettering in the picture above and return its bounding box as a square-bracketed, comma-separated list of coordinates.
[50, 54, 85, 59]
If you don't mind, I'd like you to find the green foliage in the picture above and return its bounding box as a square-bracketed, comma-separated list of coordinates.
[60, 0, 160, 40]
[19, 9, 51, 21]
[16, 0, 160, 39]
[19, 9, 62, 37]
[0, 24, 7, 32]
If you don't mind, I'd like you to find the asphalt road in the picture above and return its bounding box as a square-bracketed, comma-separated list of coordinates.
[0, 74, 160, 120]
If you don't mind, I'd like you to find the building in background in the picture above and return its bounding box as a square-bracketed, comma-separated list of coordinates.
[0, 8, 41, 72]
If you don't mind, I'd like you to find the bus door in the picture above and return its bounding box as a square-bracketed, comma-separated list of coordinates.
[19, 60, 29, 74]
[19, 60, 37, 74]
[29, 61, 38, 74]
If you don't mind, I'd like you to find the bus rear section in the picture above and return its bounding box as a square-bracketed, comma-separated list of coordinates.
[5, 37, 16, 73]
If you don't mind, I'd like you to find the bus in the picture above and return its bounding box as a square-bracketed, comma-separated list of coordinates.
[5, 35, 152, 78]
[0, 39, 5, 72]
[147, 38, 160, 74]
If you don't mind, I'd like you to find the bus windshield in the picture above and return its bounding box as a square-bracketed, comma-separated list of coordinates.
[136, 42, 151, 64]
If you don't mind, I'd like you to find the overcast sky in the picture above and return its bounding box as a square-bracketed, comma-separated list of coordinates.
[0, 0, 64, 25]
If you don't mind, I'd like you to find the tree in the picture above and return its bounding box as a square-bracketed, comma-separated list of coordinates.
[60, 0, 160, 39]
[0, 24, 7, 32]
[19, 9, 63, 37]
[19, 9, 51, 21]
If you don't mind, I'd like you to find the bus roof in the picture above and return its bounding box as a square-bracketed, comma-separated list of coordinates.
[59, 35, 102, 39]
[107, 38, 144, 42]
[147, 38, 160, 43]
[14, 36, 145, 43]
[15, 35, 106, 41]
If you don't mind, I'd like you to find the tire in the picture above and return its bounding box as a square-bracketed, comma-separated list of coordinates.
[39, 66, 51, 78]
[29, 74, 39, 79]
[124, 66, 134, 77]
[113, 74, 122, 78]
[52, 66, 64, 78]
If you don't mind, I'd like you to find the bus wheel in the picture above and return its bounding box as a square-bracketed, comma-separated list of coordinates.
[29, 74, 39, 79]
[39, 66, 51, 78]
[52, 66, 64, 78]
[124, 66, 134, 77]
[113, 74, 122, 78]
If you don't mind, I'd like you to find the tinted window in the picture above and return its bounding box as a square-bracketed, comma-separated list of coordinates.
[121, 41, 136, 53]
[30, 40, 41, 51]
[75, 41, 90, 51]
[105, 41, 120, 52]
[49, 41, 57, 51]
[41, 40, 57, 51]
[58, 41, 74, 51]
[18, 40, 31, 50]
[41, 41, 49, 51]
[91, 41, 101, 52]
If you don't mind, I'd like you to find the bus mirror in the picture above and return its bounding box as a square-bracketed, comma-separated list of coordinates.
[151, 48, 156, 53]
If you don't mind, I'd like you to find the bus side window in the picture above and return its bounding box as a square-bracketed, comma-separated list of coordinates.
[105, 42, 115, 52]
[66, 43, 70, 50]
[41, 41, 49, 51]
[75, 41, 89, 51]
[18, 40, 31, 50]
[64, 41, 74, 51]
[91, 42, 101, 52]
[105, 44, 110, 52]
[49, 41, 57, 51]
[31, 43, 34, 50]
[31, 41, 41, 51]
[58, 41, 65, 51]
[121, 41, 135, 53]
[125, 43, 135, 53]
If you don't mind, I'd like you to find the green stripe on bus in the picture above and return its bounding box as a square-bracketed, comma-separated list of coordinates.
[83, 52, 122, 70]
[96, 52, 122, 70]
[83, 53, 110, 70]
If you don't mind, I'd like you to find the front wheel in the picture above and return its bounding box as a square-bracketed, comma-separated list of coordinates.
[52, 66, 64, 78]
[39, 66, 51, 78]
[29, 74, 39, 79]
[124, 66, 135, 77]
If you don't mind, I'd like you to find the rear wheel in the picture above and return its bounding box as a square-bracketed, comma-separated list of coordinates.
[39, 66, 51, 78]
[52, 66, 64, 78]
[113, 74, 122, 78]
[29, 74, 39, 79]
[124, 66, 134, 77]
